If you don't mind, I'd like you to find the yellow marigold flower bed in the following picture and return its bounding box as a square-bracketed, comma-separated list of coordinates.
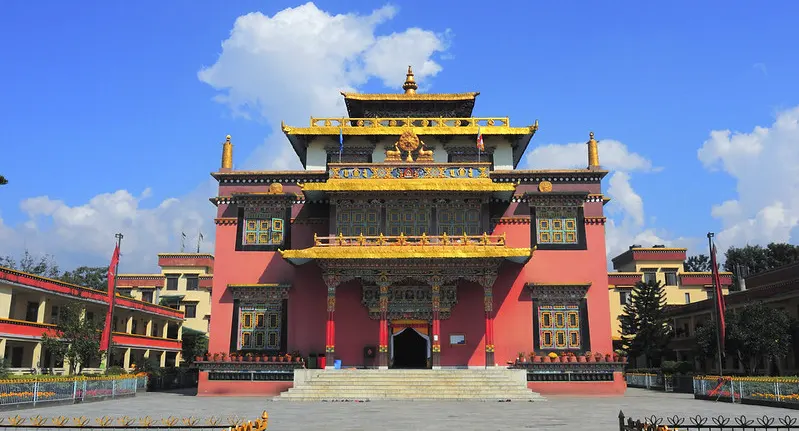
[696, 375, 799, 384]
[0, 391, 56, 399]
[0, 374, 142, 384]
[752, 392, 799, 401]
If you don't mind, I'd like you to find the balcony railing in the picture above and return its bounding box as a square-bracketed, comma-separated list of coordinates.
[310, 117, 511, 129]
[313, 233, 508, 247]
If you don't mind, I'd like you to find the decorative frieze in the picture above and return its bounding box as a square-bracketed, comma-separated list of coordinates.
[527, 283, 591, 302]
[227, 284, 290, 301]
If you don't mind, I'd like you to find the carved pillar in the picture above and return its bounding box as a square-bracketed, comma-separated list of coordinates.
[430, 275, 442, 369]
[322, 273, 339, 369]
[477, 271, 498, 368]
[377, 276, 391, 369]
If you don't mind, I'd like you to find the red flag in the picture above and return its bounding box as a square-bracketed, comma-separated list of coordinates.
[100, 244, 120, 352]
[476, 126, 485, 151]
[710, 243, 726, 352]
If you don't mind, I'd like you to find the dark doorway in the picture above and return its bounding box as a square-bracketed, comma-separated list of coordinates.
[392, 329, 428, 369]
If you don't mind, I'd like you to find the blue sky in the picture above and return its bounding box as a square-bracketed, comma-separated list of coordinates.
[1, 1, 798, 271]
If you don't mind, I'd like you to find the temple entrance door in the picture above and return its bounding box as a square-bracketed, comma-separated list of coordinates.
[391, 328, 429, 369]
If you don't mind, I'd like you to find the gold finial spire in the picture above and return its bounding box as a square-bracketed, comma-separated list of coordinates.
[587, 131, 600, 168]
[221, 134, 233, 170]
[402, 65, 418, 94]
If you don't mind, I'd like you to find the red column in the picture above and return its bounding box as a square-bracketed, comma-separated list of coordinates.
[325, 287, 336, 368]
[484, 286, 495, 367]
[378, 282, 389, 368]
[431, 280, 441, 368]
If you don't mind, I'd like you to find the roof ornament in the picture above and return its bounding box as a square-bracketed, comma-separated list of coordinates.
[587, 131, 600, 169]
[221, 135, 233, 170]
[402, 65, 418, 94]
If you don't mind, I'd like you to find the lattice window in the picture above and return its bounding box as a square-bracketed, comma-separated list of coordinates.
[536, 207, 578, 244]
[387, 202, 429, 236]
[238, 301, 282, 351]
[538, 304, 581, 350]
[243, 208, 285, 245]
[337, 207, 380, 236]
[437, 201, 481, 235]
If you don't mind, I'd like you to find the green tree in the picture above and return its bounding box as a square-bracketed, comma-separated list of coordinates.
[0, 175, 7, 185]
[685, 254, 711, 272]
[724, 243, 799, 290]
[181, 328, 209, 365]
[619, 280, 672, 366]
[726, 302, 792, 375]
[693, 321, 718, 371]
[41, 302, 104, 374]
[61, 266, 108, 291]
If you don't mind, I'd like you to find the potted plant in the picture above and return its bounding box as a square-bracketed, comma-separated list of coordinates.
[204, 352, 211, 361]
[532, 354, 542, 363]
[584, 352, 594, 363]
[577, 354, 586, 363]
[269, 355, 276, 362]
[221, 353, 228, 362]
[517, 352, 526, 364]
[565, 352, 574, 363]
[255, 354, 262, 362]
[195, 354, 204, 362]
[547, 352, 558, 363]
[594, 352, 603, 362]
[605, 353, 613, 362]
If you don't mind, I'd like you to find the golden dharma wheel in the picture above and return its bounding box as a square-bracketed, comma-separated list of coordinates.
[397, 129, 421, 152]
[269, 183, 284, 194]
[538, 181, 553, 193]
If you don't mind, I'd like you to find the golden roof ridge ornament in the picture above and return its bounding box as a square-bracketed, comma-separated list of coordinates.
[587, 131, 600, 169]
[221, 135, 233, 170]
[402, 65, 418, 94]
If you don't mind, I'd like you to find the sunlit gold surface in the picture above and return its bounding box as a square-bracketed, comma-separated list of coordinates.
[300, 178, 515, 193]
[587, 131, 600, 167]
[221, 135, 233, 169]
[339, 92, 479, 101]
[280, 245, 532, 261]
[402, 65, 418, 94]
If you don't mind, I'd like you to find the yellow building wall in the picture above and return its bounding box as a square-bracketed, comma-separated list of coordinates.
[608, 259, 731, 340]
[161, 267, 211, 334]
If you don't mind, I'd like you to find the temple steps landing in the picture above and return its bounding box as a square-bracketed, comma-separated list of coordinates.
[277, 369, 546, 401]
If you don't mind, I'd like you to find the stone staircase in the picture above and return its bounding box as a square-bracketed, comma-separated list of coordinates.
[277, 368, 546, 401]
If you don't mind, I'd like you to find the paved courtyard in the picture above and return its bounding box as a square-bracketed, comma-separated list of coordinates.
[16, 389, 798, 431]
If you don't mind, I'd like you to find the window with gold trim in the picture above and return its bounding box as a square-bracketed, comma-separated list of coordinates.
[243, 208, 285, 246]
[538, 304, 581, 350]
[337, 207, 380, 236]
[238, 301, 282, 351]
[387, 202, 429, 236]
[536, 207, 578, 244]
[437, 202, 481, 235]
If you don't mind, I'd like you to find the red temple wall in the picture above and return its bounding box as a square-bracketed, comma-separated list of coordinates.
[440, 283, 489, 367]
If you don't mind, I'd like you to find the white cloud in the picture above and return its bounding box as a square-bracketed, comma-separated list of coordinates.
[0, 180, 217, 273]
[1, 3, 450, 274]
[698, 106, 799, 249]
[523, 136, 680, 260]
[198, 2, 450, 170]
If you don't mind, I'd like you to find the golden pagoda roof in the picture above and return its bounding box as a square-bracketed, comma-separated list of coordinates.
[301, 178, 514, 193]
[279, 233, 532, 265]
[339, 92, 480, 101]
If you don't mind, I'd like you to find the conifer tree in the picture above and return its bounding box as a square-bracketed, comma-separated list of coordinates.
[619, 279, 671, 366]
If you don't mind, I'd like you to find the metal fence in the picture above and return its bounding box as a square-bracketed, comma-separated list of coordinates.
[0, 375, 147, 409]
[619, 410, 799, 430]
[0, 411, 268, 430]
[693, 376, 799, 405]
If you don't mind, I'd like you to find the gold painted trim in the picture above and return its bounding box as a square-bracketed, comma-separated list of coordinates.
[340, 92, 479, 101]
[584, 216, 607, 225]
[215, 217, 238, 226]
[280, 246, 532, 260]
[227, 283, 290, 288]
[301, 179, 516, 193]
[494, 216, 531, 225]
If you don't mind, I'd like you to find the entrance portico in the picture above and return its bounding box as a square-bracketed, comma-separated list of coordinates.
[280, 233, 532, 370]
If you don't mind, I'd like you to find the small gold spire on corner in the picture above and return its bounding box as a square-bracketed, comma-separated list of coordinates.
[402, 65, 418, 94]
[221, 135, 233, 170]
[587, 131, 600, 168]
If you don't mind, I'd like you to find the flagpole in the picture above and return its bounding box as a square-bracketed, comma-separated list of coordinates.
[708, 232, 724, 377]
[106, 233, 123, 368]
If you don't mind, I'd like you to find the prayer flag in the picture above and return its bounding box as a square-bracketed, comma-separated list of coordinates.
[476, 126, 485, 151]
[710, 242, 727, 353]
[100, 244, 120, 352]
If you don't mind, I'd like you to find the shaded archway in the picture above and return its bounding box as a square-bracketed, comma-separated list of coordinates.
[392, 328, 428, 368]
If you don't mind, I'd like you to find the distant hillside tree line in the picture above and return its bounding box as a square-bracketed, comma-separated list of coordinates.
[685, 243, 799, 291]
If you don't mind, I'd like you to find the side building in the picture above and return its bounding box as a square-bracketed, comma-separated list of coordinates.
[0, 266, 184, 374]
[607, 245, 733, 348]
[116, 253, 214, 335]
[667, 261, 799, 375]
